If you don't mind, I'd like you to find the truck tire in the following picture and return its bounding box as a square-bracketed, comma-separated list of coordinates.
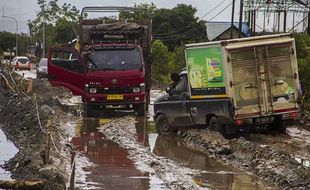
[271, 121, 287, 134]
[208, 116, 221, 132]
[135, 103, 145, 116]
[84, 104, 97, 118]
[155, 115, 174, 136]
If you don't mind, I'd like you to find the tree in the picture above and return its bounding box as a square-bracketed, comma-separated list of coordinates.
[0, 32, 16, 54]
[119, 3, 156, 21]
[153, 4, 207, 50]
[294, 33, 310, 102]
[28, 0, 80, 57]
[55, 18, 78, 44]
[152, 40, 174, 82]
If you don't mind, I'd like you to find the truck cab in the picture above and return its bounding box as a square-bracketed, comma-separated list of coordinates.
[154, 70, 234, 136]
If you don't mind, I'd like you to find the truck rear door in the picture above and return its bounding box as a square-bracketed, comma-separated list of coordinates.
[48, 48, 86, 96]
[228, 40, 299, 118]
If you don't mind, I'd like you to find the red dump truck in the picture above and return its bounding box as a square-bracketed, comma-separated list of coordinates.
[48, 7, 152, 116]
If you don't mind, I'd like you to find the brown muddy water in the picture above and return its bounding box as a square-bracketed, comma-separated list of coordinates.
[69, 113, 277, 190]
[0, 128, 18, 180]
[71, 118, 166, 190]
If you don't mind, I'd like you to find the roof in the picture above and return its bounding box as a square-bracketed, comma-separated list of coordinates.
[206, 22, 251, 41]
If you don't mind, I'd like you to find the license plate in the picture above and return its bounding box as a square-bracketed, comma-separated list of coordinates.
[107, 94, 123, 100]
[255, 116, 274, 124]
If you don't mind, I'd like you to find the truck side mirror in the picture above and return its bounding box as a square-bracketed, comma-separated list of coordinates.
[166, 87, 174, 96]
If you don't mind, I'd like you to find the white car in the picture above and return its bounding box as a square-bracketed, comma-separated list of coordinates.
[36, 58, 48, 78]
[11, 56, 31, 70]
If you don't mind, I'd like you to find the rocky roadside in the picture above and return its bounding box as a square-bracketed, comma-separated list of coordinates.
[178, 129, 310, 190]
[0, 77, 77, 190]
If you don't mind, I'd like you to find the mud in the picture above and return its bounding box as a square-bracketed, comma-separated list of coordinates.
[99, 116, 201, 190]
[178, 129, 310, 190]
[0, 76, 74, 189]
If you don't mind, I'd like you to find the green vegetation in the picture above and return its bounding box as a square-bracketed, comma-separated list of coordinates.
[294, 33, 310, 109]
[119, 3, 206, 83]
[28, 0, 80, 57]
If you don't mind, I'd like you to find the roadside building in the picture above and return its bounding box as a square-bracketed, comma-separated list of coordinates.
[206, 21, 251, 41]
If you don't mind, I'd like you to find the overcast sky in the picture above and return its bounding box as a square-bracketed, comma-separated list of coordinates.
[0, 0, 239, 33]
[0, 0, 307, 34]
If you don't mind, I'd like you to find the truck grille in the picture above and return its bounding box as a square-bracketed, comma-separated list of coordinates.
[97, 87, 133, 94]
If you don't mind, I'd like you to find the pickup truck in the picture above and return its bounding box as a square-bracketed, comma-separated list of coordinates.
[154, 34, 301, 137]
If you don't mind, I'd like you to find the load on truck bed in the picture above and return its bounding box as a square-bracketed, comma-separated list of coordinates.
[154, 33, 301, 137]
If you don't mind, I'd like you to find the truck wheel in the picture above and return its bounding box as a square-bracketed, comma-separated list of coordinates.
[208, 116, 221, 132]
[272, 121, 287, 134]
[135, 103, 145, 116]
[84, 104, 97, 118]
[155, 115, 173, 136]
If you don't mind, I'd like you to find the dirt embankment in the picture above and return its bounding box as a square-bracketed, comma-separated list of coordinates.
[178, 129, 310, 190]
[0, 76, 77, 190]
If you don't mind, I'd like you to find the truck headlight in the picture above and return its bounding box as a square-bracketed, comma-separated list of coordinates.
[140, 83, 145, 92]
[89, 88, 97, 94]
[133, 87, 140, 93]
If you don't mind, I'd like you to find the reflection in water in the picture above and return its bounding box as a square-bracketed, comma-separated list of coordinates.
[71, 118, 151, 190]
[135, 116, 149, 146]
[152, 135, 278, 190]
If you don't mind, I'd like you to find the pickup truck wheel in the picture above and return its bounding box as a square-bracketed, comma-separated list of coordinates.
[272, 121, 287, 134]
[155, 115, 173, 136]
[208, 116, 221, 132]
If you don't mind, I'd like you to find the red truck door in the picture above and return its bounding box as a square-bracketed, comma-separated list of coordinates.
[48, 48, 86, 96]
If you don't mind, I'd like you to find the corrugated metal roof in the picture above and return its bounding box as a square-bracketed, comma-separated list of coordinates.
[206, 22, 251, 41]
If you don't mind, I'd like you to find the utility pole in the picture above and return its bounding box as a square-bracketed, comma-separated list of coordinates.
[3, 15, 18, 56]
[42, 1, 46, 58]
[231, 0, 236, 39]
[238, 0, 244, 38]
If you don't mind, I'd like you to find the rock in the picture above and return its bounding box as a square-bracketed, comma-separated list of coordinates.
[215, 145, 233, 155]
[40, 104, 55, 115]
[38, 166, 57, 179]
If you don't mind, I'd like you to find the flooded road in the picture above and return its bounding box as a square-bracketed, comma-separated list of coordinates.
[0, 128, 18, 180]
[149, 134, 276, 190]
[71, 118, 166, 190]
[67, 91, 278, 190]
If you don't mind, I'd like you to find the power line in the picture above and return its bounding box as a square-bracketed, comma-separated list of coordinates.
[154, 1, 232, 41]
[153, 0, 227, 37]
[208, 2, 232, 22]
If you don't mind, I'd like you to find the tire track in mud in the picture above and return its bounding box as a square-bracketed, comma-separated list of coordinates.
[179, 129, 310, 190]
[99, 116, 201, 190]
[249, 127, 310, 168]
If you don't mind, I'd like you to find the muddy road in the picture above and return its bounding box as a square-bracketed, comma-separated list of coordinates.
[0, 69, 310, 189]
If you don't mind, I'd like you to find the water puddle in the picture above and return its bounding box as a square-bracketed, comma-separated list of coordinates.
[71, 118, 165, 190]
[0, 128, 18, 180]
[147, 121, 277, 190]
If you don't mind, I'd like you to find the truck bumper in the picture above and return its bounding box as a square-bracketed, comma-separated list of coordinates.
[83, 92, 146, 106]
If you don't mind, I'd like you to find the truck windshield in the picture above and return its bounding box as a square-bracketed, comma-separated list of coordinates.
[87, 47, 142, 71]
